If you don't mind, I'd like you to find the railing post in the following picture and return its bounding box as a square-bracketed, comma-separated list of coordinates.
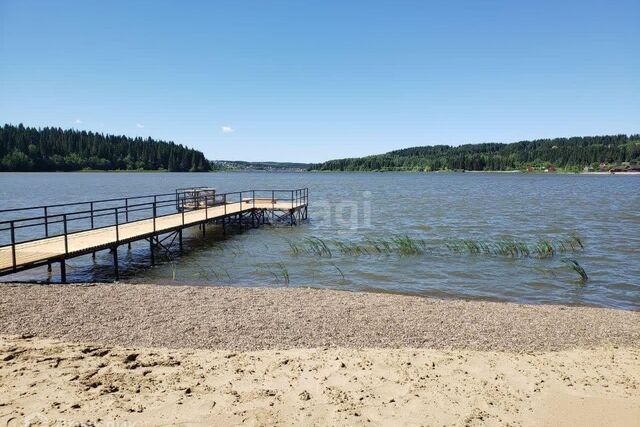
[44, 207, 49, 237]
[252, 190, 256, 209]
[115, 207, 119, 241]
[224, 194, 227, 216]
[291, 190, 294, 209]
[10, 221, 16, 268]
[181, 199, 185, 225]
[240, 192, 243, 212]
[205, 196, 208, 220]
[153, 202, 157, 233]
[272, 190, 275, 210]
[125, 198, 129, 223]
[63, 214, 69, 254]
[90, 202, 94, 229]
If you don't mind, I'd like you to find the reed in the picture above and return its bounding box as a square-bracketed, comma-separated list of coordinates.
[286, 239, 303, 255]
[561, 258, 589, 284]
[257, 261, 291, 285]
[334, 240, 370, 256]
[304, 236, 333, 257]
[275, 262, 290, 285]
[331, 262, 346, 281]
[392, 235, 425, 254]
[534, 239, 555, 258]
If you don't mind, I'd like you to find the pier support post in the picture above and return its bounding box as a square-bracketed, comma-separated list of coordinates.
[179, 230, 183, 252]
[113, 246, 119, 280]
[60, 261, 66, 283]
[202, 223, 206, 237]
[47, 262, 52, 273]
[150, 237, 155, 265]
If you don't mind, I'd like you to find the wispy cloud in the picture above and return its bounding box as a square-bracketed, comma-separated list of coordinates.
[221, 126, 234, 134]
[74, 119, 82, 124]
[136, 123, 145, 129]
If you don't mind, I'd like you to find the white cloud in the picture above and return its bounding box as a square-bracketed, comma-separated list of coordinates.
[221, 126, 234, 134]
[74, 119, 82, 124]
[136, 123, 145, 129]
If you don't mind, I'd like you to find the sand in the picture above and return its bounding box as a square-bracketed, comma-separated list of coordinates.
[1, 284, 639, 426]
[1, 336, 639, 426]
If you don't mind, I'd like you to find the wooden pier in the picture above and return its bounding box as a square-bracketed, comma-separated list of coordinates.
[0, 188, 308, 282]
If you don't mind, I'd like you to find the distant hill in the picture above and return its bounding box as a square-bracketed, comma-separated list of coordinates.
[0, 124, 210, 172]
[211, 160, 312, 172]
[311, 135, 640, 172]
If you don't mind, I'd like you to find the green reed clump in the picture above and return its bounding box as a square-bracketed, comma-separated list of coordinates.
[561, 258, 589, 284]
[391, 235, 424, 255]
[275, 262, 290, 285]
[463, 239, 481, 255]
[495, 240, 530, 257]
[287, 236, 332, 257]
[556, 235, 584, 252]
[304, 236, 332, 257]
[534, 239, 555, 258]
[258, 262, 290, 284]
[364, 238, 394, 254]
[334, 240, 370, 256]
[286, 239, 304, 255]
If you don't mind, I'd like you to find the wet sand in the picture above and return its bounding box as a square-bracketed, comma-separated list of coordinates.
[0, 284, 638, 352]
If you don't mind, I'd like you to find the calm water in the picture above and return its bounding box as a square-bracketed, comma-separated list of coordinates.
[1, 172, 639, 310]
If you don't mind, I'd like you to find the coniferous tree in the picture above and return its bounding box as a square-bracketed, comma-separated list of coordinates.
[0, 124, 211, 172]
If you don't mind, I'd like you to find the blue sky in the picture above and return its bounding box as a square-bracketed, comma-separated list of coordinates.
[1, 0, 638, 162]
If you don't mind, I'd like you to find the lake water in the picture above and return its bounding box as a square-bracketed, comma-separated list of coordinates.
[1, 172, 639, 310]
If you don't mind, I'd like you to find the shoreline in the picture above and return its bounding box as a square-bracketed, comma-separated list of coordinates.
[1, 284, 639, 426]
[2, 169, 640, 174]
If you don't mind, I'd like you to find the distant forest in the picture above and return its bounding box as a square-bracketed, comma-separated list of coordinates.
[311, 135, 640, 172]
[0, 124, 210, 172]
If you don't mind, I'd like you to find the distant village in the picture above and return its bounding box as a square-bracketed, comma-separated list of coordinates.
[525, 162, 640, 174]
[210, 160, 311, 172]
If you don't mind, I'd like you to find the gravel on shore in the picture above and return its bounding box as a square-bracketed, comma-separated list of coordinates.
[0, 283, 638, 352]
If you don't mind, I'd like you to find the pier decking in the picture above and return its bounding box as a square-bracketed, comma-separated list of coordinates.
[0, 188, 308, 281]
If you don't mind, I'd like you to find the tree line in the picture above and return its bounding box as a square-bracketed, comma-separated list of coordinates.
[0, 124, 211, 172]
[310, 135, 640, 172]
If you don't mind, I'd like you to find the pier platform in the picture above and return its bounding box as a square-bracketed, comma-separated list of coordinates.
[0, 188, 308, 281]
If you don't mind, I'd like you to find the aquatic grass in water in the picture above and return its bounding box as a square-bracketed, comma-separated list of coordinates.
[304, 237, 333, 257]
[287, 234, 584, 260]
[275, 262, 290, 285]
[392, 235, 424, 255]
[561, 258, 589, 284]
[257, 262, 290, 285]
[534, 239, 555, 258]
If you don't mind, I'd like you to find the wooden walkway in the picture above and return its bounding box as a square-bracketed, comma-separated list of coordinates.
[0, 188, 308, 281]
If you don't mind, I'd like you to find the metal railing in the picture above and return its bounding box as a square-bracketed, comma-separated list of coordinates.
[0, 187, 308, 271]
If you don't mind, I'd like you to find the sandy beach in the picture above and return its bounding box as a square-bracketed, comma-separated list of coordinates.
[1, 284, 639, 426]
